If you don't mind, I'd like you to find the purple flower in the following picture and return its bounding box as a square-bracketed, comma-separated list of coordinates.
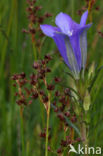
[40, 10, 92, 79]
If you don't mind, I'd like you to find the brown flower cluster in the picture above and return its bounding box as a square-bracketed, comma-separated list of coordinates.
[22, 0, 52, 48]
[12, 54, 52, 108]
[98, 31, 103, 38]
[77, 0, 100, 16]
[12, 54, 81, 154]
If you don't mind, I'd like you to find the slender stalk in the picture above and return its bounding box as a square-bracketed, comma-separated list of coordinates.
[88, 0, 92, 22]
[26, 141, 29, 156]
[45, 94, 51, 156]
[32, 41, 37, 60]
[81, 122, 88, 156]
[71, 127, 74, 142]
[0, 0, 15, 78]
[30, 24, 37, 60]
[82, 69, 85, 80]
[81, 122, 87, 144]
[20, 107, 25, 156]
[33, 85, 45, 127]
[88, 0, 97, 22]
[33, 80, 51, 156]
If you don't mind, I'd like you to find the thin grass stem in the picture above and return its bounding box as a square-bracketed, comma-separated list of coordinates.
[20, 107, 25, 156]
[45, 93, 51, 156]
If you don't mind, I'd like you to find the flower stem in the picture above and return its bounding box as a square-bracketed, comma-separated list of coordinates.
[45, 94, 51, 156]
[82, 69, 85, 80]
[81, 122, 88, 156]
[32, 42, 37, 61]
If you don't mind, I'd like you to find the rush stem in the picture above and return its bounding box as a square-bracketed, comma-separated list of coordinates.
[20, 107, 25, 156]
[45, 94, 51, 156]
[71, 127, 74, 142]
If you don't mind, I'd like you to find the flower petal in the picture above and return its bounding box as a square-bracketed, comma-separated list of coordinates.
[53, 33, 80, 79]
[69, 34, 82, 71]
[53, 33, 70, 67]
[80, 30, 87, 68]
[55, 12, 79, 34]
[77, 23, 92, 35]
[79, 24, 92, 68]
[40, 24, 60, 37]
[80, 10, 88, 26]
[84, 23, 92, 29]
[65, 36, 81, 79]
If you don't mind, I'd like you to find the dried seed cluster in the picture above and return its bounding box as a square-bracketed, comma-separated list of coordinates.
[12, 54, 53, 107]
[77, 0, 100, 16]
[22, 0, 52, 48]
[98, 31, 103, 38]
[12, 54, 81, 154]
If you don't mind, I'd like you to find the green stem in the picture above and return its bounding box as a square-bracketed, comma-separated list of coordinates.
[33, 42, 37, 60]
[20, 107, 25, 156]
[0, 0, 15, 79]
[82, 69, 85, 80]
[45, 96, 51, 156]
[26, 141, 29, 156]
[81, 122, 88, 156]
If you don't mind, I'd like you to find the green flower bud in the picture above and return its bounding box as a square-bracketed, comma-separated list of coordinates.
[83, 90, 91, 111]
[88, 62, 95, 79]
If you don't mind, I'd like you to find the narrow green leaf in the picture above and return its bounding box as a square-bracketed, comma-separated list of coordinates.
[51, 104, 81, 137]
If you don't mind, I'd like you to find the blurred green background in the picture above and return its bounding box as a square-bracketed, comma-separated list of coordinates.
[0, 0, 103, 155]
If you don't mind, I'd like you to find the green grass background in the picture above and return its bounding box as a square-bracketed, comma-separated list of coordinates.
[0, 0, 103, 155]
